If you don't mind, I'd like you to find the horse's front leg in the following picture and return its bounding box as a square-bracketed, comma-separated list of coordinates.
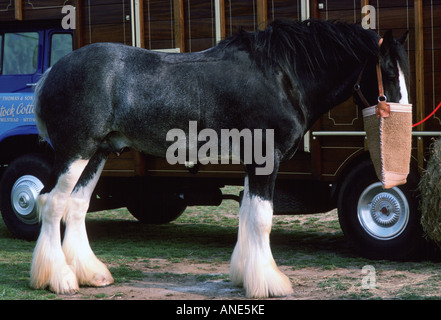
[230, 164, 293, 298]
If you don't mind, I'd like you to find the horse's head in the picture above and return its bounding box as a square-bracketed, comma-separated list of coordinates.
[354, 29, 410, 110]
[378, 29, 410, 105]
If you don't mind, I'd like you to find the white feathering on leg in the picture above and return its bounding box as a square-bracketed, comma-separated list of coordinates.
[62, 159, 113, 287]
[230, 176, 292, 298]
[30, 159, 89, 294]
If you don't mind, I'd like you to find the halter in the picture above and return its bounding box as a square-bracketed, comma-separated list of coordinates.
[353, 38, 390, 118]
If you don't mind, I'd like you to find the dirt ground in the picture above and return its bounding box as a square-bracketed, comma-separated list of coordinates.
[61, 257, 438, 301]
[56, 209, 441, 301]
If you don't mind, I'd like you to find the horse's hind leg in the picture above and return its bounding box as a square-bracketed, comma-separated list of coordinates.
[30, 158, 89, 294]
[62, 151, 114, 288]
[230, 164, 293, 298]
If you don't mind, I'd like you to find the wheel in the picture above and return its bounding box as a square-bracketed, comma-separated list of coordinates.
[127, 191, 187, 224]
[337, 159, 423, 260]
[1, 154, 51, 240]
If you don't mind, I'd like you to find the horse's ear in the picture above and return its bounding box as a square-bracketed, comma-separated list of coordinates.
[397, 30, 409, 45]
[380, 29, 393, 55]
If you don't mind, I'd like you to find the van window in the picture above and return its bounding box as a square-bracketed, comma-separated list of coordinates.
[2, 32, 39, 75]
[50, 33, 73, 66]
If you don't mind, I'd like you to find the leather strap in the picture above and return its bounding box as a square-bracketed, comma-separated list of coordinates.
[376, 63, 385, 100]
[353, 61, 370, 109]
[376, 100, 390, 118]
[354, 37, 391, 118]
[375, 57, 390, 118]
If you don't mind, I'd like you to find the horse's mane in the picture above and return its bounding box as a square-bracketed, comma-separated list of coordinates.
[220, 19, 380, 79]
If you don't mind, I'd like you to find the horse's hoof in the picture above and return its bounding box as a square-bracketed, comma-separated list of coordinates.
[59, 289, 79, 296]
[90, 277, 114, 288]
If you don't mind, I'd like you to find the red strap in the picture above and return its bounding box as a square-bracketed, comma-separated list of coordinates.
[412, 102, 441, 127]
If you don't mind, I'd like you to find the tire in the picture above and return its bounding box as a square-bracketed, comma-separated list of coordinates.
[0, 154, 52, 241]
[127, 191, 187, 224]
[337, 159, 423, 260]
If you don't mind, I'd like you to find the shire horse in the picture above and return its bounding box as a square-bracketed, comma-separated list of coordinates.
[31, 19, 410, 298]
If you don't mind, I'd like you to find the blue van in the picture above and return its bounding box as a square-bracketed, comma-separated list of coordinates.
[0, 23, 73, 240]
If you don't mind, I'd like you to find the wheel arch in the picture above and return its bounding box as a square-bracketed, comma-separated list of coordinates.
[331, 150, 420, 204]
[331, 151, 371, 203]
[0, 129, 53, 179]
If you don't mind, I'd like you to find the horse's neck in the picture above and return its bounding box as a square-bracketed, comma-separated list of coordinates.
[303, 61, 368, 125]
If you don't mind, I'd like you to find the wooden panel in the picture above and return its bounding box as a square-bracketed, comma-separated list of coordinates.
[0, 0, 76, 22]
[0, 1, 14, 21]
[0, 0, 15, 21]
[144, 19, 175, 49]
[314, 136, 366, 181]
[278, 151, 312, 178]
[80, 23, 131, 45]
[142, 0, 299, 52]
[82, 3, 128, 25]
[144, 156, 244, 178]
[267, 0, 300, 21]
[143, 0, 175, 50]
[184, 0, 216, 52]
[316, 0, 361, 23]
[320, 98, 364, 131]
[143, 152, 312, 180]
[15, 0, 22, 20]
[102, 149, 138, 177]
[80, 0, 131, 46]
[22, 0, 75, 21]
[225, 0, 257, 36]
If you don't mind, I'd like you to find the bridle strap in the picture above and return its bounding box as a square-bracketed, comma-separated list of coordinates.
[376, 62, 386, 101]
[353, 37, 390, 118]
[375, 61, 390, 118]
[353, 61, 370, 109]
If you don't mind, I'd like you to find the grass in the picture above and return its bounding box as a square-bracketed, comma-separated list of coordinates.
[1, 186, 441, 300]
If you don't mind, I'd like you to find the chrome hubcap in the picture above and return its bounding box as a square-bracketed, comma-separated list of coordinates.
[11, 175, 44, 225]
[357, 182, 409, 240]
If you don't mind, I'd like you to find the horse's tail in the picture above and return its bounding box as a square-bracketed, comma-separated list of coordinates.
[34, 67, 51, 141]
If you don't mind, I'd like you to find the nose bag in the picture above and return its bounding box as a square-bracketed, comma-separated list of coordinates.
[363, 103, 412, 189]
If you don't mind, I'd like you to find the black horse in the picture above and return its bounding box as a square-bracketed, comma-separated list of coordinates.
[31, 19, 410, 298]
